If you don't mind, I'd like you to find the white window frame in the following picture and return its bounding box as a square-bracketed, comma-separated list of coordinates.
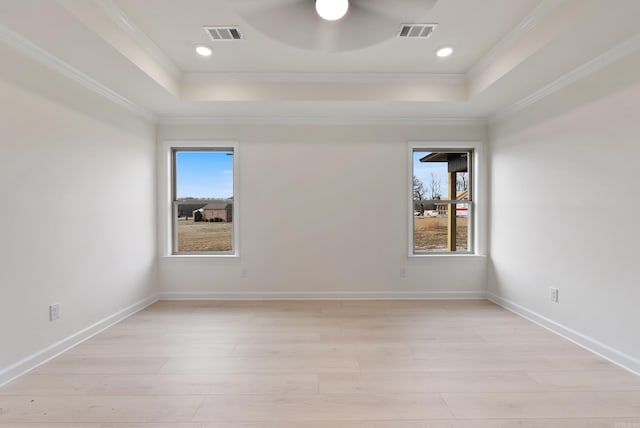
[160, 141, 239, 257]
[408, 141, 486, 257]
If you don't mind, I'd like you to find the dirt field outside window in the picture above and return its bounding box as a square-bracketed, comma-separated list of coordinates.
[177, 219, 232, 252]
[414, 216, 468, 252]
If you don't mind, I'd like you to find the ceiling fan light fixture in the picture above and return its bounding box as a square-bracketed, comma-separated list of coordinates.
[315, 0, 349, 21]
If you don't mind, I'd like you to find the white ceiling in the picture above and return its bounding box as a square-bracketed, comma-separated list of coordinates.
[0, 0, 639, 122]
[111, 0, 537, 73]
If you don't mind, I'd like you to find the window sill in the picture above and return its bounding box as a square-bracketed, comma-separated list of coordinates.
[160, 254, 240, 260]
[408, 253, 486, 260]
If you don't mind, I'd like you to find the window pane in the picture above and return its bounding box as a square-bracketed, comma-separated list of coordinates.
[174, 150, 233, 253]
[413, 205, 470, 252]
[412, 150, 471, 253]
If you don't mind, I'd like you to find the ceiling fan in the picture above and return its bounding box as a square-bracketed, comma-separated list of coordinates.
[232, 0, 438, 52]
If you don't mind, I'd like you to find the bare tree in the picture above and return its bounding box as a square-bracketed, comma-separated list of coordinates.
[413, 175, 426, 201]
[456, 172, 469, 192]
[428, 172, 442, 199]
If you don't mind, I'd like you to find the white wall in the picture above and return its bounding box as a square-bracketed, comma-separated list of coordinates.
[0, 47, 157, 376]
[158, 123, 488, 298]
[489, 54, 640, 368]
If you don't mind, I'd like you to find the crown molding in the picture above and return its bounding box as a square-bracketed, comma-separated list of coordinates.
[182, 72, 467, 85]
[158, 115, 486, 127]
[467, 0, 563, 80]
[489, 33, 640, 124]
[0, 24, 156, 122]
[92, 0, 181, 80]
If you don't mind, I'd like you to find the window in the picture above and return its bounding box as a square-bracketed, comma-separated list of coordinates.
[169, 144, 237, 255]
[410, 144, 476, 255]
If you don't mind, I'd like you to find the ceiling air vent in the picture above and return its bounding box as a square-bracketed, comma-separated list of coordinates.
[398, 23, 437, 39]
[204, 26, 243, 41]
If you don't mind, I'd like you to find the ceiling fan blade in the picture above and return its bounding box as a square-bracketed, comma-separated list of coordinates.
[352, 0, 437, 22]
[234, 0, 326, 50]
[308, 3, 393, 52]
[232, 0, 438, 52]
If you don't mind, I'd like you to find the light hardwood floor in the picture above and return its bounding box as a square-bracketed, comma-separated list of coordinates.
[1, 300, 640, 427]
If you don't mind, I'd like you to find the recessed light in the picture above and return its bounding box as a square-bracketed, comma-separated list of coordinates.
[436, 46, 453, 58]
[315, 0, 349, 21]
[195, 45, 212, 57]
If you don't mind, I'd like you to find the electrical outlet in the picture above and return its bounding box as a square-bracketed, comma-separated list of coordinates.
[550, 287, 559, 303]
[400, 268, 407, 278]
[241, 268, 248, 278]
[49, 303, 60, 321]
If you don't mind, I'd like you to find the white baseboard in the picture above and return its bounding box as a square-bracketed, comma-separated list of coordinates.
[487, 292, 640, 376]
[0, 294, 159, 388]
[159, 290, 488, 300]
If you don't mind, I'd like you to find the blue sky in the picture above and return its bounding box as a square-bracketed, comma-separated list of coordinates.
[176, 151, 233, 199]
[413, 151, 447, 198]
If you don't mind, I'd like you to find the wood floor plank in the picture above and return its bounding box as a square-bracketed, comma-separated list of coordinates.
[4, 421, 640, 428]
[320, 327, 486, 343]
[526, 370, 640, 391]
[0, 424, 102, 428]
[0, 373, 318, 396]
[230, 343, 411, 358]
[64, 342, 234, 358]
[442, 391, 640, 419]
[193, 393, 454, 421]
[162, 331, 323, 344]
[31, 357, 168, 375]
[409, 339, 590, 356]
[159, 355, 359, 373]
[356, 351, 614, 372]
[319, 372, 545, 393]
[0, 395, 203, 423]
[97, 420, 640, 428]
[0, 374, 107, 396]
